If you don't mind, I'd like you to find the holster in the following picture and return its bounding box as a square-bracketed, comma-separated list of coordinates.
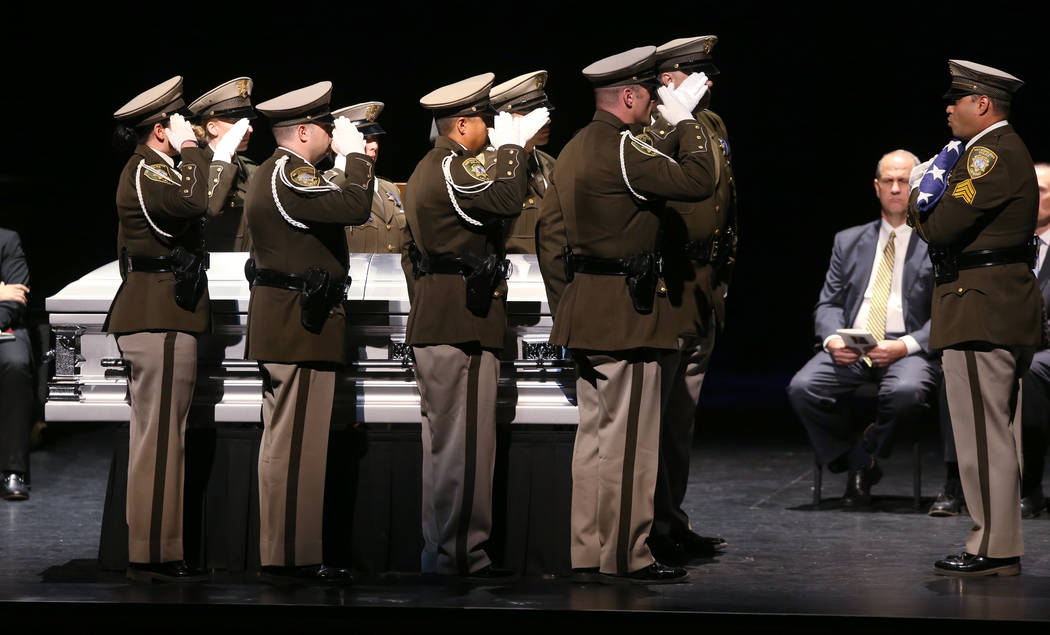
[244, 258, 348, 334]
[463, 254, 510, 317]
[169, 246, 208, 311]
[625, 251, 658, 315]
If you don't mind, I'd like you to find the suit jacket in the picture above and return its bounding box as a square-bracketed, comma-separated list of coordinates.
[104, 145, 214, 335]
[0, 228, 29, 331]
[813, 219, 934, 354]
[538, 109, 716, 351]
[244, 147, 374, 364]
[402, 136, 527, 349]
[909, 123, 1041, 349]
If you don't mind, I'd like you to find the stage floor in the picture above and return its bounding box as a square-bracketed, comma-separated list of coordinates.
[3, 417, 1050, 631]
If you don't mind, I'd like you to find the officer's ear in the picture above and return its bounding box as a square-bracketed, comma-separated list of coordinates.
[455, 117, 470, 136]
[975, 95, 991, 116]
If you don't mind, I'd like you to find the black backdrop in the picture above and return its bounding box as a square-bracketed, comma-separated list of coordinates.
[3, 3, 1047, 379]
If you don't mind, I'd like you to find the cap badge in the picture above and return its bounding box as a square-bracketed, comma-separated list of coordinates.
[366, 104, 378, 122]
[236, 80, 250, 100]
[703, 40, 714, 53]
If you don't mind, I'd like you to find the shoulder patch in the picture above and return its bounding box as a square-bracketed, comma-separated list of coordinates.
[144, 163, 175, 183]
[289, 166, 320, 187]
[630, 133, 658, 157]
[967, 146, 998, 180]
[462, 157, 490, 182]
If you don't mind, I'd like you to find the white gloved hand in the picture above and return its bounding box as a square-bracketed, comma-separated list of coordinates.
[164, 113, 197, 153]
[671, 72, 710, 113]
[909, 156, 935, 190]
[331, 116, 366, 157]
[487, 111, 522, 150]
[212, 118, 250, 163]
[655, 85, 694, 125]
[516, 107, 550, 147]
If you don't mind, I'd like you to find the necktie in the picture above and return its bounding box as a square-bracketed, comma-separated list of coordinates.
[864, 231, 896, 364]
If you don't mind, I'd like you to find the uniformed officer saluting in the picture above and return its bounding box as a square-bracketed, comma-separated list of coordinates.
[403, 73, 548, 578]
[108, 76, 249, 582]
[537, 46, 715, 583]
[909, 60, 1042, 577]
[485, 71, 557, 254]
[332, 101, 412, 257]
[187, 76, 258, 252]
[244, 81, 374, 584]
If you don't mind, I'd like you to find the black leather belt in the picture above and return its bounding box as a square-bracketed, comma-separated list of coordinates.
[250, 267, 348, 298]
[567, 253, 635, 276]
[931, 240, 1036, 285]
[124, 252, 210, 273]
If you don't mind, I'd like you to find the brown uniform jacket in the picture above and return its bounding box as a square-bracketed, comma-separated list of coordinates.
[346, 177, 411, 254]
[105, 145, 215, 335]
[245, 147, 374, 364]
[908, 123, 1042, 349]
[403, 136, 528, 349]
[481, 146, 555, 254]
[538, 109, 716, 351]
[645, 108, 737, 338]
[202, 145, 257, 252]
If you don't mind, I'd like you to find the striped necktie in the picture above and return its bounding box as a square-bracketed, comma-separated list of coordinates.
[866, 231, 896, 344]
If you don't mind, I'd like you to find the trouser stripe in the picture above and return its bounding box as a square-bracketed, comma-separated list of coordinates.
[965, 350, 993, 555]
[617, 362, 644, 574]
[285, 368, 311, 566]
[457, 352, 481, 574]
[149, 332, 177, 563]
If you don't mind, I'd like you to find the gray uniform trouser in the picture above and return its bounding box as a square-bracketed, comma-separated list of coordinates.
[413, 344, 499, 575]
[943, 346, 1032, 558]
[117, 331, 196, 564]
[572, 349, 668, 574]
[258, 363, 335, 567]
[653, 331, 715, 538]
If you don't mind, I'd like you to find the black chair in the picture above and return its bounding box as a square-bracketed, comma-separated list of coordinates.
[811, 380, 933, 509]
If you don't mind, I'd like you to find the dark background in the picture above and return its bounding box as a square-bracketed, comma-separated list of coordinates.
[2, 3, 1047, 384]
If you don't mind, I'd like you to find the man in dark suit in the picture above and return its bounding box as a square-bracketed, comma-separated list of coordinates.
[1019, 162, 1050, 518]
[0, 227, 33, 501]
[788, 150, 941, 507]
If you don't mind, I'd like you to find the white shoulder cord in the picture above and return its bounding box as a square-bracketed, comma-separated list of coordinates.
[440, 152, 487, 227]
[618, 130, 675, 202]
[271, 155, 310, 230]
[135, 159, 175, 239]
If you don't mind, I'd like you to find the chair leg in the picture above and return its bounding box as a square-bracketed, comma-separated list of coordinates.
[813, 457, 823, 506]
[913, 439, 922, 510]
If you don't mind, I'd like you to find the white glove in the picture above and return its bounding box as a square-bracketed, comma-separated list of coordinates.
[331, 116, 366, 157]
[656, 85, 694, 125]
[909, 156, 935, 190]
[671, 72, 710, 113]
[212, 118, 250, 163]
[487, 111, 522, 150]
[517, 107, 550, 147]
[164, 113, 197, 153]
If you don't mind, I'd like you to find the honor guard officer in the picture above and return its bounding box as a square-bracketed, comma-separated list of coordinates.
[908, 60, 1041, 577]
[485, 71, 557, 254]
[332, 102, 412, 256]
[188, 76, 258, 252]
[536, 46, 716, 584]
[644, 35, 734, 563]
[109, 76, 248, 582]
[244, 81, 374, 584]
[403, 73, 548, 577]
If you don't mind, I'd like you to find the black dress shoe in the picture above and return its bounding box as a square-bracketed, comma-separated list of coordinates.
[1, 472, 28, 501]
[569, 567, 600, 583]
[842, 463, 882, 507]
[933, 552, 1020, 577]
[647, 534, 686, 565]
[677, 530, 727, 556]
[928, 481, 965, 517]
[600, 561, 688, 585]
[126, 560, 208, 583]
[1021, 488, 1045, 519]
[260, 564, 353, 585]
[465, 565, 516, 580]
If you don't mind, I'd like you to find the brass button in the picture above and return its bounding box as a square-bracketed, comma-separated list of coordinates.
[216, 166, 223, 172]
[387, 243, 393, 250]
[715, 204, 720, 212]
[506, 171, 512, 176]
[213, 178, 219, 183]
[696, 136, 702, 140]
[493, 290, 501, 297]
[958, 287, 964, 293]
[386, 223, 391, 230]
[508, 160, 514, 165]
[183, 189, 189, 193]
[509, 150, 516, 155]
[659, 131, 666, 136]
[229, 201, 235, 207]
[528, 198, 534, 205]
[522, 202, 527, 208]
[184, 177, 190, 181]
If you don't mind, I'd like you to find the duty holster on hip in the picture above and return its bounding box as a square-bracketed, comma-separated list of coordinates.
[244, 258, 349, 334]
[169, 246, 208, 311]
[563, 246, 660, 315]
[406, 242, 509, 317]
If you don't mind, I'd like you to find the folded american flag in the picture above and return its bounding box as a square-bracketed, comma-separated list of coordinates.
[915, 138, 964, 212]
